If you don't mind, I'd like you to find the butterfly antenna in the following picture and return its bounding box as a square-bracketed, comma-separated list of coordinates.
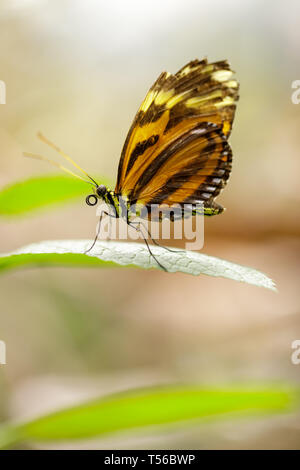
[23, 152, 94, 185]
[37, 132, 99, 186]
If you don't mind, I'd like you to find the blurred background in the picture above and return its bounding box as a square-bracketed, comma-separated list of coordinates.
[0, 0, 300, 449]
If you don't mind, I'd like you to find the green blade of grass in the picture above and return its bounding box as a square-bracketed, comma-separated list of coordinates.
[0, 385, 297, 448]
[0, 240, 276, 289]
[0, 175, 111, 216]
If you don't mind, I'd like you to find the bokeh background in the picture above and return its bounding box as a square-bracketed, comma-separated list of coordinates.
[0, 0, 300, 449]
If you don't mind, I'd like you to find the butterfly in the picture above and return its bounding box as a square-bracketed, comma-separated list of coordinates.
[25, 58, 239, 271]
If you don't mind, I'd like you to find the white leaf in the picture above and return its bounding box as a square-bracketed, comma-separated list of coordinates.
[1, 239, 276, 291]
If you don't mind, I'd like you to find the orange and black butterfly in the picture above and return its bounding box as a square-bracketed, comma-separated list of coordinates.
[25, 58, 239, 270]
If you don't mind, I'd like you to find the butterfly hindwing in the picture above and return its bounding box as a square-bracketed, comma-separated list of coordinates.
[132, 122, 232, 219]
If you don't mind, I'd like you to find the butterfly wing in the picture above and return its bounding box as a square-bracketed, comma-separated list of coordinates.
[115, 58, 239, 214]
[136, 122, 232, 216]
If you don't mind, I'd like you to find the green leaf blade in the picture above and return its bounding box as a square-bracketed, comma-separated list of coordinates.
[12, 386, 298, 443]
[0, 175, 111, 217]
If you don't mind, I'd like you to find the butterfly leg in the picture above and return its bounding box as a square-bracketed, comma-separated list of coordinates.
[129, 220, 184, 253]
[84, 211, 116, 254]
[129, 222, 167, 272]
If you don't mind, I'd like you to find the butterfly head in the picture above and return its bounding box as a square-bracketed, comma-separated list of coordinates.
[86, 184, 107, 206]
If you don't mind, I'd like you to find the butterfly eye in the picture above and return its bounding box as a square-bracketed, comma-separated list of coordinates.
[96, 185, 107, 197]
[86, 194, 98, 206]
